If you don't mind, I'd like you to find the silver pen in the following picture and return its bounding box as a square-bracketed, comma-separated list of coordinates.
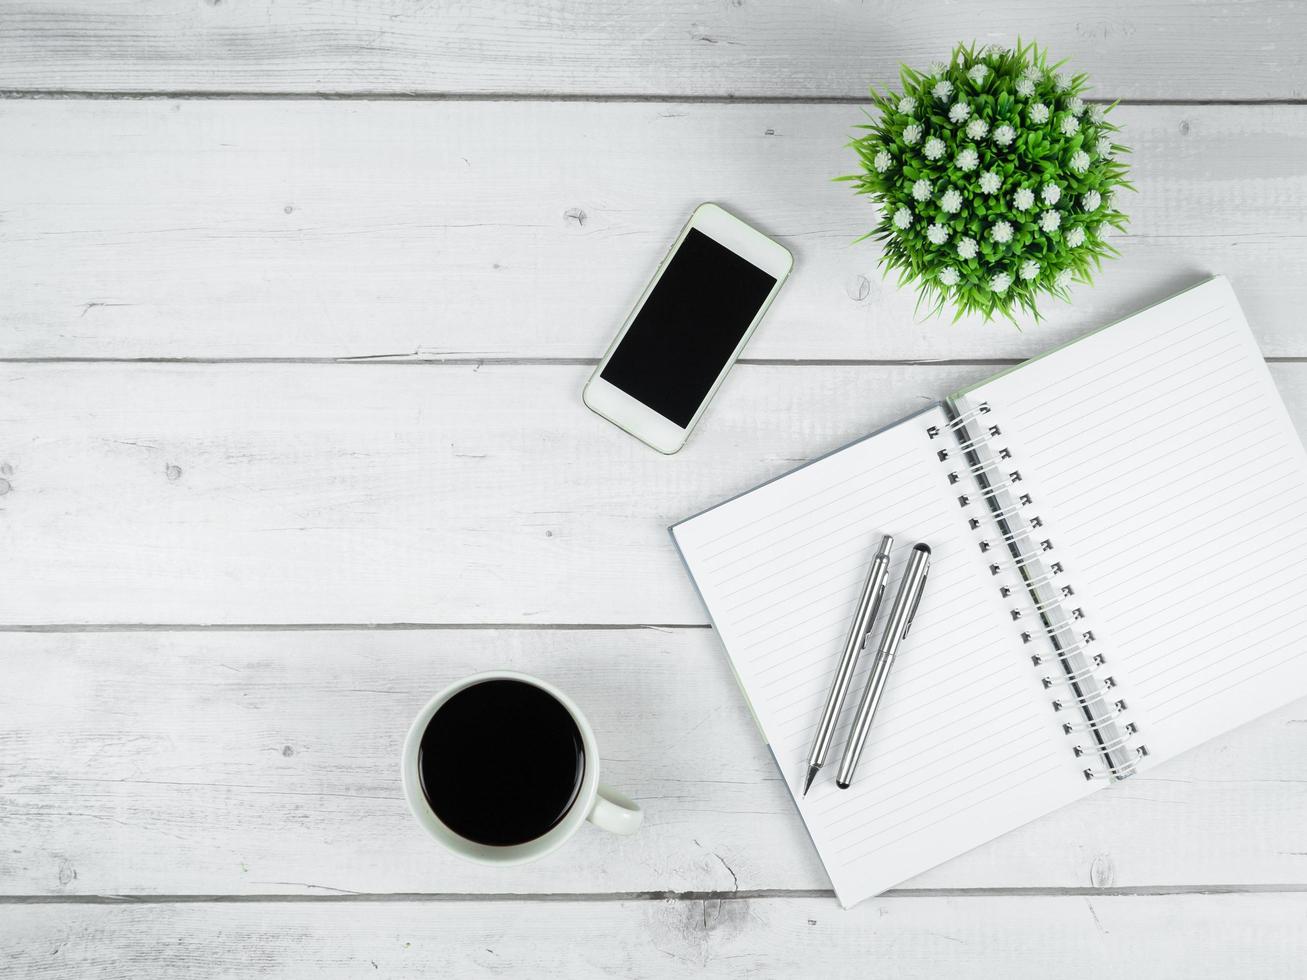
[835, 542, 931, 789]
[802, 534, 894, 796]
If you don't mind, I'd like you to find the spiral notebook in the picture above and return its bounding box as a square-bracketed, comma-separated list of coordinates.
[671, 276, 1307, 907]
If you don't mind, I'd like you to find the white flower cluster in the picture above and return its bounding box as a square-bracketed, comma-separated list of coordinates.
[903, 54, 1116, 192]
[872, 49, 1122, 303]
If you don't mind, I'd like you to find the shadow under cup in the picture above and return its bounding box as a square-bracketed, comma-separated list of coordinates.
[415, 677, 588, 849]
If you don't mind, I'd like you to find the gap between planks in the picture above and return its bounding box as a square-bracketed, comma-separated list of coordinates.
[6, 884, 1307, 905]
[2, 91, 1307, 106]
[0, 623, 711, 632]
[5, 357, 1307, 366]
[0, 357, 1023, 367]
[6, 357, 1307, 367]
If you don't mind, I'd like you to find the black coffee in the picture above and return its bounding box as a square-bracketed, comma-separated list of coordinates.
[418, 678, 585, 847]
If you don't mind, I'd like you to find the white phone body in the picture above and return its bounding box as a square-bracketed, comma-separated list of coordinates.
[583, 203, 793, 454]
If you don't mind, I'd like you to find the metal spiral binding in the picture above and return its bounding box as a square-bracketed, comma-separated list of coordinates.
[928, 401, 1147, 781]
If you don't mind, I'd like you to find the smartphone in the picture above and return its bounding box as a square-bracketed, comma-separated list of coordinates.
[583, 203, 793, 454]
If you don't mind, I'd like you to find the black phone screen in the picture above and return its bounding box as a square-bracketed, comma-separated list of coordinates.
[599, 228, 777, 427]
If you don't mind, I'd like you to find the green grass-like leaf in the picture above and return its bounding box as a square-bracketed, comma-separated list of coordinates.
[843, 40, 1133, 324]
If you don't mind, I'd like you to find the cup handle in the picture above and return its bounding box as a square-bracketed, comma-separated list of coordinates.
[587, 783, 643, 835]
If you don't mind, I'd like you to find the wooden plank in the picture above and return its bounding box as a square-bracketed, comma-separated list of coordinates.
[3, 628, 1307, 897]
[6, 361, 1307, 626]
[5, 894, 1307, 978]
[3, 100, 1306, 361]
[0, 360, 972, 625]
[2, 1, 1304, 99]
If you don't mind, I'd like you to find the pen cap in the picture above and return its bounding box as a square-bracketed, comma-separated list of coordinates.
[875, 542, 931, 652]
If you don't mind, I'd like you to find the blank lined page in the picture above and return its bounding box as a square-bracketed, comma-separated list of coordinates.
[672, 407, 1088, 907]
[955, 277, 1307, 764]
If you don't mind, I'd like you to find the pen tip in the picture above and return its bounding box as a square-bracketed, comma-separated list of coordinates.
[802, 766, 819, 796]
[836, 781, 850, 790]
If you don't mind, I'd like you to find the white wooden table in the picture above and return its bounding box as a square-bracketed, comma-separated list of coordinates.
[3, 4, 1307, 976]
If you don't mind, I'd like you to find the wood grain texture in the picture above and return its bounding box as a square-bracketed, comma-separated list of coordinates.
[5, 361, 1307, 626]
[6, 894, 1307, 978]
[3, 1, 1306, 967]
[3, 101, 1306, 361]
[2, 1, 1305, 99]
[3, 629, 1307, 897]
[0, 361, 979, 625]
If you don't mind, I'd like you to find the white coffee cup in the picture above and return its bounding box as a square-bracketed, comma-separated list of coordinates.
[401, 670, 642, 865]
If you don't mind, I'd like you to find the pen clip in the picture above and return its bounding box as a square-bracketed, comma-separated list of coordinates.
[856, 564, 890, 651]
[903, 560, 930, 637]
